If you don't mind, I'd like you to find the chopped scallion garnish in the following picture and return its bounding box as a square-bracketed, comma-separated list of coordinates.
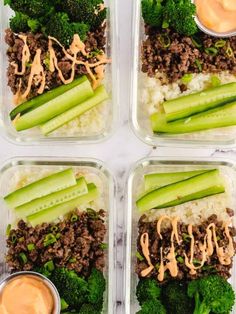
[136, 251, 144, 261]
[27, 243, 35, 251]
[19, 252, 28, 264]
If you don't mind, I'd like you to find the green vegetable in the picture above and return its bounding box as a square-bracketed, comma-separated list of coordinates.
[136, 169, 224, 212]
[195, 59, 202, 72]
[163, 0, 197, 36]
[15, 177, 88, 218]
[61, 298, 69, 311]
[215, 40, 226, 48]
[14, 78, 94, 131]
[136, 251, 144, 261]
[10, 76, 88, 121]
[19, 252, 28, 264]
[50, 267, 88, 309]
[159, 34, 171, 48]
[204, 47, 218, 57]
[27, 243, 35, 251]
[6, 224, 11, 236]
[162, 280, 194, 314]
[44, 233, 57, 247]
[191, 36, 202, 48]
[188, 275, 235, 314]
[141, 0, 164, 28]
[50, 225, 58, 232]
[177, 256, 184, 263]
[226, 45, 234, 58]
[144, 170, 209, 191]
[6, 0, 53, 18]
[70, 213, 78, 222]
[100, 243, 108, 250]
[151, 101, 236, 134]
[87, 268, 105, 306]
[4, 168, 76, 208]
[40, 85, 109, 135]
[137, 300, 166, 314]
[11, 234, 17, 244]
[60, 0, 107, 31]
[162, 82, 236, 122]
[136, 278, 161, 305]
[44, 12, 89, 46]
[181, 74, 193, 84]
[27, 183, 99, 226]
[211, 76, 221, 87]
[10, 12, 30, 32]
[79, 304, 101, 314]
[44, 261, 55, 272]
[86, 208, 99, 219]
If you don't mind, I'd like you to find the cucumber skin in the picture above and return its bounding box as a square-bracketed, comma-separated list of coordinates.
[40, 85, 109, 135]
[10, 76, 87, 120]
[15, 177, 88, 218]
[151, 101, 236, 134]
[144, 170, 209, 191]
[4, 168, 76, 209]
[136, 169, 224, 212]
[163, 82, 236, 122]
[157, 185, 224, 208]
[15, 79, 94, 131]
[27, 183, 99, 227]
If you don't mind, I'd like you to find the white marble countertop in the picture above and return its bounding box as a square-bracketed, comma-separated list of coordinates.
[1, 0, 236, 313]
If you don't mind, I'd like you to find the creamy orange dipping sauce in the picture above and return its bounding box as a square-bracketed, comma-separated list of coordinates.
[0, 275, 54, 314]
[195, 0, 236, 33]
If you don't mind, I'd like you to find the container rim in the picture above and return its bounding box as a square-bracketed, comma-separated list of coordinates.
[124, 155, 236, 314]
[0, 156, 117, 314]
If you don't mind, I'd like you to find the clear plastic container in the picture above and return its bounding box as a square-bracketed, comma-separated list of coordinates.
[125, 157, 236, 313]
[130, 0, 236, 148]
[0, 157, 116, 313]
[0, 1, 118, 144]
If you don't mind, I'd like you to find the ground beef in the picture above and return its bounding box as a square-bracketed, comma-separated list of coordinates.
[5, 25, 106, 99]
[142, 26, 236, 83]
[6, 209, 106, 278]
[136, 214, 236, 283]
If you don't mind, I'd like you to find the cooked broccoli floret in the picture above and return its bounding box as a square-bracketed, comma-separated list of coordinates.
[164, 0, 198, 36]
[141, 0, 164, 28]
[136, 278, 161, 305]
[87, 268, 105, 306]
[50, 267, 88, 309]
[6, 0, 53, 18]
[9, 12, 29, 33]
[161, 280, 194, 314]
[79, 303, 101, 314]
[188, 275, 235, 314]
[44, 12, 89, 46]
[60, 0, 106, 31]
[137, 300, 166, 314]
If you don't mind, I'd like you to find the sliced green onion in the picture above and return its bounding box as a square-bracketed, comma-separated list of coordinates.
[181, 74, 193, 84]
[50, 225, 58, 232]
[44, 260, 55, 272]
[215, 40, 226, 48]
[6, 224, 11, 237]
[19, 236, 25, 243]
[177, 256, 184, 263]
[27, 243, 35, 251]
[159, 34, 171, 48]
[86, 208, 99, 220]
[70, 214, 78, 222]
[191, 36, 202, 48]
[155, 263, 160, 270]
[226, 45, 234, 58]
[43, 233, 57, 247]
[100, 243, 108, 250]
[195, 59, 202, 72]
[61, 298, 69, 311]
[162, 20, 169, 29]
[11, 234, 17, 244]
[211, 75, 221, 87]
[193, 258, 202, 266]
[182, 233, 191, 242]
[204, 47, 218, 56]
[56, 233, 61, 239]
[19, 252, 28, 264]
[136, 251, 144, 261]
[69, 257, 77, 263]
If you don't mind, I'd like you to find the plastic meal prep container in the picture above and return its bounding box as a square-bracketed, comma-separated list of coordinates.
[0, 0, 118, 144]
[125, 157, 236, 313]
[0, 157, 116, 313]
[130, 0, 236, 148]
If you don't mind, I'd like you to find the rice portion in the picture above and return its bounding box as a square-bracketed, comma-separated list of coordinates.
[138, 71, 236, 140]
